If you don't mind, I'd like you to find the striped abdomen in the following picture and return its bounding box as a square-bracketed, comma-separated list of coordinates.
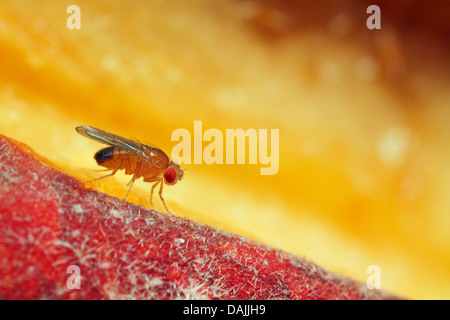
[94, 147, 115, 165]
[94, 146, 130, 171]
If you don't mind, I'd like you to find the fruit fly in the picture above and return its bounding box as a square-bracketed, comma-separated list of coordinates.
[76, 125, 183, 212]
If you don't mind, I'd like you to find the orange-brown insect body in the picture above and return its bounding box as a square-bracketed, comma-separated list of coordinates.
[94, 146, 169, 182]
[76, 125, 183, 212]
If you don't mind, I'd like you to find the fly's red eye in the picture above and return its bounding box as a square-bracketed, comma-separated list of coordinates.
[164, 167, 177, 184]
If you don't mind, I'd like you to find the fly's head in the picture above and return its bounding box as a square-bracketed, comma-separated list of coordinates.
[163, 161, 184, 185]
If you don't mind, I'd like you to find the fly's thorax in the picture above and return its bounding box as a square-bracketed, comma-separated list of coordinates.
[142, 145, 170, 164]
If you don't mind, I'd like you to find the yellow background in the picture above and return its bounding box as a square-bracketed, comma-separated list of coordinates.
[1, 1, 449, 299]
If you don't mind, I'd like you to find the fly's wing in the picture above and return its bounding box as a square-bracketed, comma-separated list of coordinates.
[76, 125, 150, 160]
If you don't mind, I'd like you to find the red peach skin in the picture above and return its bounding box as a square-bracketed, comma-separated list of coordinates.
[0, 135, 399, 299]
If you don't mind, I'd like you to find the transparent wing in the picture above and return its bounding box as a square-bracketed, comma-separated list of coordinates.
[76, 125, 149, 160]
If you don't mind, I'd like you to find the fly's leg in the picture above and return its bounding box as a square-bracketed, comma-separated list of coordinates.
[143, 177, 163, 208]
[146, 178, 170, 212]
[150, 181, 160, 208]
[158, 180, 171, 213]
[123, 160, 143, 201]
[85, 157, 126, 183]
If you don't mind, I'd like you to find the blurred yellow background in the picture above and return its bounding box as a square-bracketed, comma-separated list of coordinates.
[0, 1, 449, 299]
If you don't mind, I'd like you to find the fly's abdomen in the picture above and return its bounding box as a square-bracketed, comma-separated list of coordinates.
[94, 147, 115, 165]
